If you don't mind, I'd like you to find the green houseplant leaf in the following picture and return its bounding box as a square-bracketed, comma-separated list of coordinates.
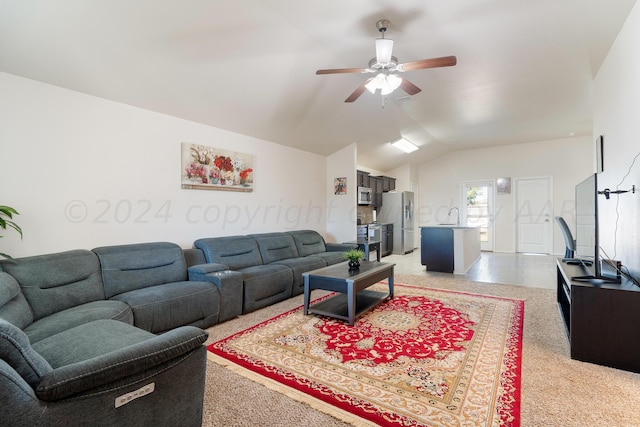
[343, 248, 365, 262]
[0, 205, 23, 259]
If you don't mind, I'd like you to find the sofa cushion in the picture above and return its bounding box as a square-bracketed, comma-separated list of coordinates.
[32, 319, 157, 368]
[183, 248, 206, 267]
[109, 281, 220, 333]
[194, 236, 263, 269]
[236, 264, 292, 313]
[0, 271, 33, 329]
[93, 242, 188, 299]
[23, 300, 133, 344]
[0, 250, 105, 321]
[272, 256, 326, 296]
[286, 230, 328, 256]
[0, 318, 52, 387]
[249, 232, 299, 264]
[32, 319, 208, 401]
[305, 251, 346, 266]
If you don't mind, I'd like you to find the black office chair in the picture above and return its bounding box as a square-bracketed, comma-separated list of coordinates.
[555, 216, 576, 260]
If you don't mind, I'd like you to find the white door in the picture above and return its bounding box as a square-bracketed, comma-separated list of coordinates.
[462, 181, 494, 251]
[515, 177, 552, 254]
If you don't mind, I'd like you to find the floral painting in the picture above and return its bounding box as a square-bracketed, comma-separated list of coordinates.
[181, 143, 254, 192]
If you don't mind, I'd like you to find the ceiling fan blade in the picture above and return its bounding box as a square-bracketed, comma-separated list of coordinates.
[398, 55, 457, 72]
[316, 68, 369, 75]
[399, 78, 422, 96]
[345, 79, 371, 103]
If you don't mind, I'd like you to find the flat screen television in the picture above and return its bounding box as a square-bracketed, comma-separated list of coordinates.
[572, 173, 620, 283]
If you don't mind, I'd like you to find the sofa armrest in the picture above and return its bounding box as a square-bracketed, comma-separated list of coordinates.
[187, 262, 229, 274]
[325, 243, 358, 252]
[188, 267, 243, 322]
[35, 326, 207, 401]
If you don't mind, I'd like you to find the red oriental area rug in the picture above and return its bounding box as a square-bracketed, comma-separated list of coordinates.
[207, 283, 524, 426]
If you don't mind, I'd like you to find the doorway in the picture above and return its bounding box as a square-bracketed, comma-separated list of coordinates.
[514, 176, 553, 254]
[462, 180, 494, 251]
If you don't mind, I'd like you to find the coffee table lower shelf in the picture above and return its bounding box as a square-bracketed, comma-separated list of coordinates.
[303, 261, 395, 325]
[307, 290, 389, 324]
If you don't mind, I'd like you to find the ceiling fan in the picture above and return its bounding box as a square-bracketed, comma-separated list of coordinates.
[316, 20, 457, 103]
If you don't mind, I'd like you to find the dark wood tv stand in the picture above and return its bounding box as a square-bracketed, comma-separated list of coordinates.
[556, 259, 640, 372]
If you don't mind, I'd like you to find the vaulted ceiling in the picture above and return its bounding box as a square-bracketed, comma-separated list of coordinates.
[0, 0, 636, 171]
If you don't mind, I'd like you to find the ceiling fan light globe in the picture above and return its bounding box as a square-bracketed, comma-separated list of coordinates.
[387, 73, 402, 91]
[366, 72, 385, 93]
[380, 82, 394, 96]
[375, 38, 394, 64]
[365, 72, 402, 96]
[380, 74, 402, 95]
[365, 79, 378, 94]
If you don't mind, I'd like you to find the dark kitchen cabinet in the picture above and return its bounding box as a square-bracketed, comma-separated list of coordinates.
[357, 170, 370, 188]
[377, 176, 396, 192]
[387, 177, 396, 192]
[382, 223, 393, 257]
[369, 176, 383, 207]
[420, 227, 454, 273]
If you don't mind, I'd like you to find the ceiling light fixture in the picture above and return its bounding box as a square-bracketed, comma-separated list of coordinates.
[374, 19, 394, 64]
[365, 72, 402, 95]
[391, 137, 419, 153]
[375, 38, 394, 64]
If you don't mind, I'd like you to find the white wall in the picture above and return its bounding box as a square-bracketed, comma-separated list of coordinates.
[327, 144, 357, 242]
[594, 1, 640, 277]
[418, 136, 592, 254]
[385, 163, 416, 193]
[0, 72, 329, 257]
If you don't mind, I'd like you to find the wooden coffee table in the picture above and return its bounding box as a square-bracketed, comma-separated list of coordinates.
[303, 261, 394, 325]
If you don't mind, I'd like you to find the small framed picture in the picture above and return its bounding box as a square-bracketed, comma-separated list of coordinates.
[496, 177, 511, 195]
[334, 177, 347, 195]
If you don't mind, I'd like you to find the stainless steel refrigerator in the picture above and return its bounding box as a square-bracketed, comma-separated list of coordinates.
[377, 191, 415, 254]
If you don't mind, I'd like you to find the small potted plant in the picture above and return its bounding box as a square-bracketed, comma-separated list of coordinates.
[344, 248, 365, 270]
[1, 205, 23, 260]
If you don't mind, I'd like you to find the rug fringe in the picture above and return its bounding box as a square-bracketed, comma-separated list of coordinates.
[206, 352, 377, 426]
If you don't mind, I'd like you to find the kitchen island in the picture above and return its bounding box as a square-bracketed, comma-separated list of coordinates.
[420, 225, 481, 274]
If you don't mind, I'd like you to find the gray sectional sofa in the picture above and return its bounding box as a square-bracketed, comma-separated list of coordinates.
[192, 230, 356, 315]
[0, 242, 213, 426]
[0, 230, 353, 426]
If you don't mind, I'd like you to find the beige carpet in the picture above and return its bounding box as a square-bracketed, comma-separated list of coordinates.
[201, 274, 640, 426]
